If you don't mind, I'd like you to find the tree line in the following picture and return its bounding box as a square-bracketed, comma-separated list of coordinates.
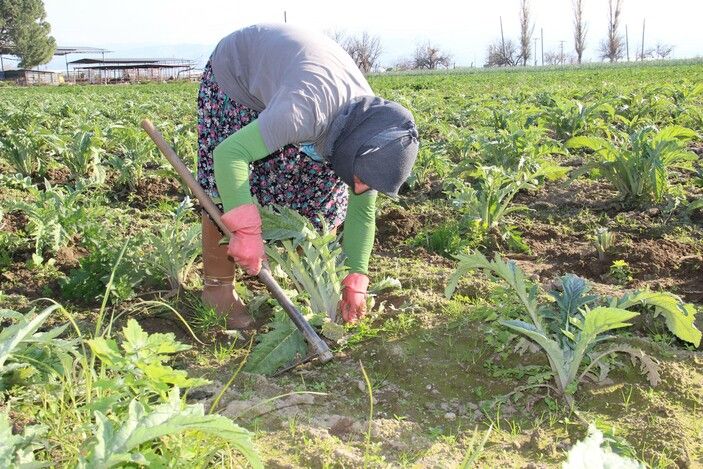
[0, 0, 680, 73]
[335, 0, 676, 72]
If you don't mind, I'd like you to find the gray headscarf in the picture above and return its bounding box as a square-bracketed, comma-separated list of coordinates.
[322, 96, 419, 197]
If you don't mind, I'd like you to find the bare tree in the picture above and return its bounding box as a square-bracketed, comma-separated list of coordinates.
[637, 43, 674, 61]
[413, 42, 452, 70]
[573, 0, 587, 63]
[545, 49, 570, 65]
[654, 42, 674, 59]
[393, 58, 415, 71]
[519, 0, 535, 66]
[325, 29, 347, 45]
[599, 0, 625, 62]
[636, 46, 654, 61]
[345, 32, 382, 73]
[326, 30, 382, 73]
[485, 39, 519, 67]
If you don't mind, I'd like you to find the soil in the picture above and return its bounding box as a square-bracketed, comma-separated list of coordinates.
[110, 176, 183, 209]
[1, 210, 28, 233]
[514, 221, 703, 302]
[515, 178, 624, 217]
[0, 263, 62, 299]
[43, 167, 72, 186]
[0, 244, 86, 300]
[375, 206, 423, 248]
[138, 315, 194, 344]
[513, 179, 703, 303]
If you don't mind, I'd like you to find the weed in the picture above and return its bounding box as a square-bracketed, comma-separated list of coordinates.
[189, 299, 227, 332]
[608, 259, 633, 285]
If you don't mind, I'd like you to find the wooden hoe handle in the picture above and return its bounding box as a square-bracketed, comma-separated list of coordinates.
[141, 119, 334, 364]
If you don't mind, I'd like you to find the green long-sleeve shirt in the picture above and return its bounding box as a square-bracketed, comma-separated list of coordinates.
[213, 120, 376, 274]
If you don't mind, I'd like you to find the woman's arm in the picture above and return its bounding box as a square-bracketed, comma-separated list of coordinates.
[213, 120, 271, 212]
[342, 189, 378, 274]
[214, 121, 378, 275]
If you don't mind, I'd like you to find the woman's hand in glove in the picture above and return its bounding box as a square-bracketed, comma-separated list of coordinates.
[221, 203, 265, 276]
[339, 273, 369, 323]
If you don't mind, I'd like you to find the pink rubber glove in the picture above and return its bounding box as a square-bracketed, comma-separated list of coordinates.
[339, 273, 369, 323]
[221, 203, 265, 276]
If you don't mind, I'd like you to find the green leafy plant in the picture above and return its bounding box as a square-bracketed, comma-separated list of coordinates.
[614, 290, 701, 347]
[446, 252, 700, 403]
[79, 387, 262, 469]
[9, 182, 93, 265]
[446, 166, 538, 252]
[0, 411, 48, 468]
[592, 227, 615, 261]
[61, 234, 146, 304]
[244, 309, 309, 376]
[567, 126, 698, 205]
[540, 98, 615, 141]
[475, 126, 564, 173]
[406, 144, 452, 188]
[1, 296, 261, 466]
[59, 128, 106, 183]
[166, 123, 197, 169]
[240, 205, 350, 375]
[261, 205, 346, 321]
[144, 197, 201, 292]
[686, 198, 703, 216]
[0, 123, 47, 177]
[613, 88, 675, 130]
[107, 126, 156, 190]
[0, 305, 75, 389]
[608, 259, 633, 285]
[411, 220, 480, 257]
[88, 319, 208, 399]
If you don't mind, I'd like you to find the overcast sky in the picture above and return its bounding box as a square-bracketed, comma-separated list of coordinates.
[42, 0, 703, 67]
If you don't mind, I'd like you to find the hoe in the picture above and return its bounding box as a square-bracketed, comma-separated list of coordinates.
[141, 119, 334, 368]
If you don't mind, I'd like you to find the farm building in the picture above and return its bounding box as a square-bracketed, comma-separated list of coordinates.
[0, 69, 61, 85]
[54, 46, 112, 76]
[67, 57, 195, 83]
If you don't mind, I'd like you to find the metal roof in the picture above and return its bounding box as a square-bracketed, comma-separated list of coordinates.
[69, 57, 193, 65]
[54, 47, 111, 56]
[2, 68, 57, 74]
[74, 63, 192, 70]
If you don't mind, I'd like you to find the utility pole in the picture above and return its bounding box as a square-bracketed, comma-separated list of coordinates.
[541, 28, 544, 66]
[641, 18, 646, 61]
[559, 40, 565, 64]
[499, 16, 506, 58]
[284, 11, 287, 23]
[625, 25, 630, 61]
[534, 37, 538, 66]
